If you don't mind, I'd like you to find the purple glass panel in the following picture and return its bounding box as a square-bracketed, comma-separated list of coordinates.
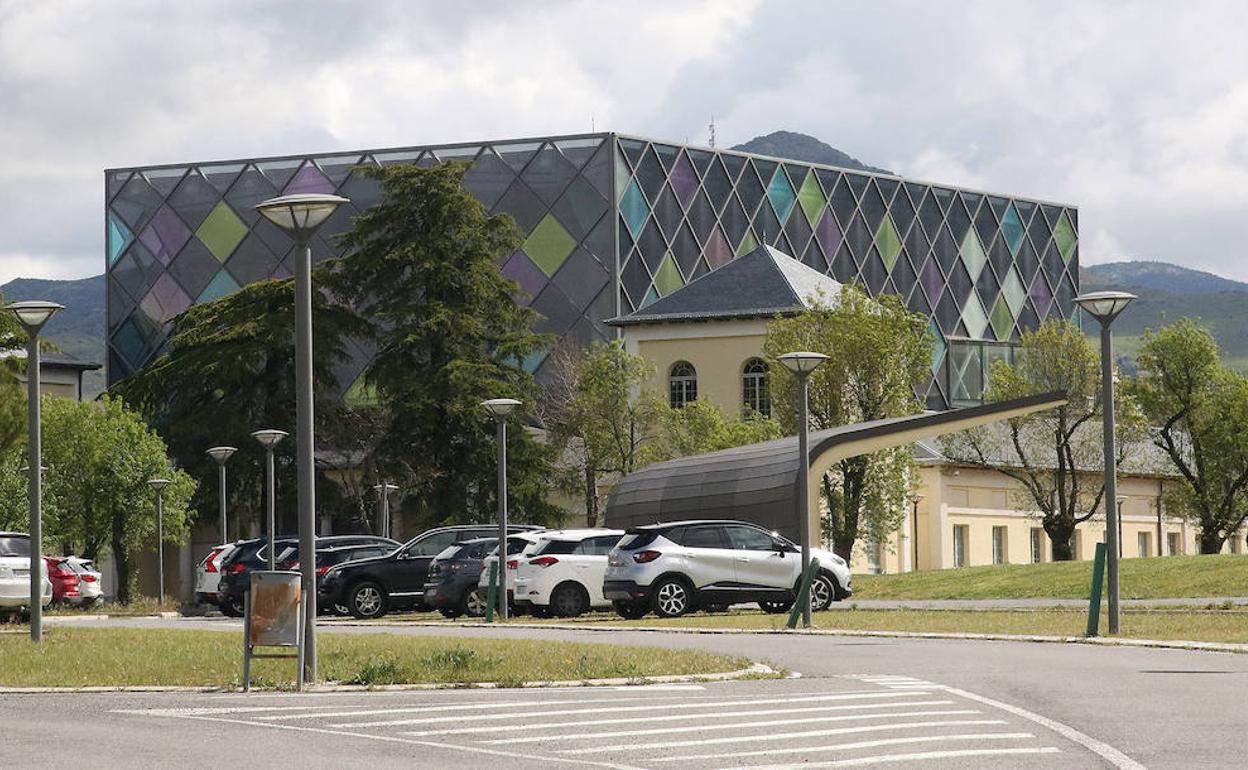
[1029, 272, 1054, 317]
[921, 256, 944, 306]
[815, 209, 842, 257]
[283, 162, 335, 195]
[501, 251, 547, 304]
[138, 205, 192, 265]
[151, 272, 191, 318]
[705, 227, 732, 269]
[669, 152, 698, 209]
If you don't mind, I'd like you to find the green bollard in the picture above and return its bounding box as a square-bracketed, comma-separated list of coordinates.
[485, 561, 498, 624]
[786, 561, 820, 630]
[1086, 541, 1107, 637]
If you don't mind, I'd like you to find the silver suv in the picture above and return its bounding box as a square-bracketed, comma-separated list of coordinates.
[603, 520, 851, 619]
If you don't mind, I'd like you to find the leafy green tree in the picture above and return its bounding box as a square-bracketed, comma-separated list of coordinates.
[641, 400, 782, 466]
[0, 444, 28, 531]
[112, 278, 368, 539]
[1131, 319, 1248, 553]
[942, 319, 1146, 560]
[328, 162, 564, 528]
[763, 285, 932, 561]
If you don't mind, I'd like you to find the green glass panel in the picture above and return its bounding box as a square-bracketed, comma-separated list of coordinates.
[874, 214, 902, 272]
[620, 179, 649, 240]
[1001, 265, 1026, 315]
[344, 372, 379, 407]
[961, 294, 990, 339]
[736, 228, 758, 256]
[108, 213, 133, 266]
[196, 202, 248, 262]
[1054, 211, 1077, 263]
[959, 230, 987, 280]
[990, 295, 1014, 341]
[797, 172, 826, 226]
[766, 168, 797, 223]
[196, 269, 240, 304]
[1001, 203, 1025, 256]
[523, 214, 577, 277]
[653, 252, 684, 297]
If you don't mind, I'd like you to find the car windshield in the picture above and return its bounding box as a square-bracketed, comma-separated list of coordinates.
[0, 536, 31, 558]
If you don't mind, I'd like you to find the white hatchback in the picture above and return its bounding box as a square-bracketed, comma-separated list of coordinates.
[194, 543, 236, 604]
[512, 529, 624, 617]
[0, 532, 52, 617]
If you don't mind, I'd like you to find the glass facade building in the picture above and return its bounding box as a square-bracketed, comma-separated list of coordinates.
[105, 132, 1078, 407]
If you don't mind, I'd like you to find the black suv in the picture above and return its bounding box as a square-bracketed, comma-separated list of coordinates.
[217, 534, 397, 617]
[320, 524, 542, 619]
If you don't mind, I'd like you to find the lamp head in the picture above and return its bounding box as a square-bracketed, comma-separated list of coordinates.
[205, 446, 237, 465]
[5, 300, 63, 333]
[251, 429, 289, 449]
[777, 351, 830, 376]
[1074, 291, 1136, 325]
[255, 193, 349, 239]
[372, 482, 400, 494]
[481, 398, 522, 418]
[147, 478, 171, 491]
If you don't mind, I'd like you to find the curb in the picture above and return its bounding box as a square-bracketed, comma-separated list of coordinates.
[0, 662, 776, 695]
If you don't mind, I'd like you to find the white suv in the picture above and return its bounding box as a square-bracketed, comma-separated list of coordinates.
[603, 520, 851, 619]
[0, 532, 52, 618]
[512, 529, 624, 617]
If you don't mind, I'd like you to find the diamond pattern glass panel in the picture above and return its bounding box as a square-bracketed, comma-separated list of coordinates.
[1054, 211, 1077, 263]
[620, 179, 649, 240]
[766, 168, 796, 224]
[107, 213, 133, 267]
[961, 294, 990, 339]
[523, 214, 577, 278]
[139, 205, 192, 265]
[196, 202, 248, 262]
[874, 214, 902, 272]
[959, 231, 987, 281]
[990, 295, 1014, 341]
[1001, 203, 1025, 256]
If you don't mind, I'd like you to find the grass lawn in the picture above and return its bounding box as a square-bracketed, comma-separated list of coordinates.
[852, 553, 1248, 600]
[0, 628, 748, 688]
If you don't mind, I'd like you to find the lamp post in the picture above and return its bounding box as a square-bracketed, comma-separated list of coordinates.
[909, 494, 924, 572]
[147, 478, 171, 607]
[372, 482, 399, 539]
[482, 398, 521, 621]
[251, 429, 288, 571]
[777, 351, 829, 629]
[206, 446, 237, 543]
[6, 299, 62, 642]
[1075, 290, 1135, 635]
[255, 192, 348, 683]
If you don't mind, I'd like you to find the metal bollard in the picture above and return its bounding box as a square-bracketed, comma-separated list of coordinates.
[786, 561, 820, 630]
[485, 561, 498, 624]
[1086, 541, 1107, 637]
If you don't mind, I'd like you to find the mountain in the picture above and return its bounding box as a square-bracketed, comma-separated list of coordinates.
[1081, 261, 1248, 369]
[0, 274, 106, 397]
[730, 131, 892, 174]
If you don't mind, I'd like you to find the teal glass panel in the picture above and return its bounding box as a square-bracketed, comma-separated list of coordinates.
[766, 168, 796, 223]
[1001, 203, 1025, 256]
[196, 269, 240, 304]
[620, 179, 649, 239]
[108, 213, 133, 266]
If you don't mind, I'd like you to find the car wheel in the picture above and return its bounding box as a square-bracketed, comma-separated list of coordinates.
[463, 588, 489, 618]
[612, 600, 648, 620]
[758, 599, 791, 614]
[551, 583, 590, 618]
[347, 582, 388, 619]
[651, 577, 694, 618]
[809, 572, 837, 612]
[439, 606, 464, 619]
[220, 596, 245, 618]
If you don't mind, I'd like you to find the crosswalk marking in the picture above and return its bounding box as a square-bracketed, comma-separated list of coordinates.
[399, 700, 957, 737]
[647, 732, 1036, 763]
[259, 694, 673, 721]
[554, 719, 1010, 755]
[486, 710, 982, 746]
[730, 746, 1062, 768]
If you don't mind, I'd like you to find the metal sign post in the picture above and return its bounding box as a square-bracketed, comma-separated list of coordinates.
[242, 570, 304, 691]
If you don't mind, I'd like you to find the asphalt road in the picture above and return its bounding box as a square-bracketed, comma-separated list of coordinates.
[6, 616, 1248, 769]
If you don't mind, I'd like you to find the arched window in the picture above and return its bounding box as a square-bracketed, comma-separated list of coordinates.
[742, 358, 770, 417]
[669, 361, 697, 408]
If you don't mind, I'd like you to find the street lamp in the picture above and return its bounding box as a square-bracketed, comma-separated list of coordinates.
[372, 482, 399, 539]
[7, 299, 62, 642]
[777, 351, 829, 628]
[482, 398, 521, 621]
[206, 446, 237, 543]
[147, 478, 171, 607]
[909, 494, 925, 572]
[251, 429, 288, 571]
[1075, 290, 1135, 635]
[256, 192, 348, 683]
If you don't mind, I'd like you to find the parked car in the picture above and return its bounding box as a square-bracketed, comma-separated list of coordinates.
[0, 533, 51, 618]
[217, 534, 396, 617]
[64, 557, 103, 607]
[422, 537, 498, 618]
[276, 541, 400, 615]
[44, 556, 102, 606]
[603, 520, 851, 619]
[320, 524, 543, 620]
[512, 529, 624, 617]
[476, 531, 551, 603]
[194, 543, 237, 605]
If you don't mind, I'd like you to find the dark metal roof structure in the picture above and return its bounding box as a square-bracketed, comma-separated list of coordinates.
[604, 391, 1067, 540]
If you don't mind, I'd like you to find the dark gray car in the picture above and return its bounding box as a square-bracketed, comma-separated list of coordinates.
[421, 538, 497, 618]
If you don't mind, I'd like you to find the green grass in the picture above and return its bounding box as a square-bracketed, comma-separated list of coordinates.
[851, 553, 1248, 600]
[0, 628, 748, 688]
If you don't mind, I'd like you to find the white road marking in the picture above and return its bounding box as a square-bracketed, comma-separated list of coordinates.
[613, 684, 705, 691]
[399, 700, 957, 738]
[259, 694, 675, 721]
[648, 732, 1036, 763]
[730, 746, 1062, 768]
[487, 710, 983, 746]
[113, 705, 360, 716]
[944, 686, 1146, 770]
[554, 720, 1008, 755]
[333, 691, 916, 728]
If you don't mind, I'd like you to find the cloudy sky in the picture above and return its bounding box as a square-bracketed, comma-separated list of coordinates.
[3, 0, 1248, 285]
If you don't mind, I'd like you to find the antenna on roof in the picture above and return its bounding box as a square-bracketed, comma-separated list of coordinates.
[591, 114, 595, 132]
[708, 117, 716, 148]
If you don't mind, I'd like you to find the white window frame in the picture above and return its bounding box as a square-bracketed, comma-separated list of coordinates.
[669, 361, 697, 408]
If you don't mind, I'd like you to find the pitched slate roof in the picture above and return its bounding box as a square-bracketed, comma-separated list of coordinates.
[607, 244, 842, 327]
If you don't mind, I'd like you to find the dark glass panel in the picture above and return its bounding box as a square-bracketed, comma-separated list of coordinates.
[782, 163, 807, 189]
[893, 247, 918, 290]
[920, 255, 945, 305]
[946, 259, 972, 305]
[752, 200, 780, 245]
[635, 146, 667, 200]
[199, 163, 245, 193]
[284, 161, 335, 195]
[704, 226, 732, 269]
[702, 157, 733, 212]
[554, 137, 602, 167]
[107, 171, 132, 202]
[889, 185, 917, 239]
[815, 168, 841, 196]
[844, 213, 872, 262]
[986, 195, 1009, 220]
[224, 233, 280, 285]
[687, 189, 716, 244]
[829, 175, 857, 229]
[905, 216, 931, 264]
[582, 211, 613, 262]
[223, 166, 278, 226]
[857, 180, 886, 230]
[620, 249, 651, 302]
[831, 242, 856, 283]
[671, 223, 701, 279]
[904, 182, 926, 205]
[917, 188, 943, 240]
[988, 235, 1012, 278]
[522, 144, 579, 206]
[338, 168, 384, 211]
[960, 191, 983, 219]
[876, 177, 899, 204]
[933, 226, 959, 271]
[935, 290, 960, 334]
[252, 216, 293, 257]
[168, 239, 220, 299]
[975, 260, 1000, 309]
[801, 237, 828, 272]
[1015, 199, 1036, 224]
[720, 195, 749, 247]
[619, 138, 647, 169]
[720, 153, 747, 181]
[735, 163, 766, 215]
[669, 151, 699, 208]
[844, 173, 869, 200]
[652, 184, 683, 240]
[551, 247, 611, 310]
[496, 142, 541, 173]
[1016, 236, 1039, 285]
[637, 218, 667, 274]
[944, 197, 972, 243]
[531, 282, 580, 337]
[1040, 203, 1063, 227]
[491, 179, 546, 233]
[861, 248, 887, 293]
[783, 199, 813, 253]
[550, 175, 608, 242]
[502, 251, 546, 305]
[144, 167, 186, 197]
[617, 214, 634, 260]
[815, 209, 842, 258]
[581, 143, 613, 200]
[462, 150, 516, 210]
[687, 148, 714, 177]
[931, 187, 955, 213]
[1040, 241, 1064, 283]
[1016, 302, 1040, 334]
[1027, 205, 1052, 251]
[653, 143, 679, 172]
[316, 154, 365, 185]
[974, 202, 998, 248]
[113, 174, 164, 230]
[107, 274, 136, 327]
